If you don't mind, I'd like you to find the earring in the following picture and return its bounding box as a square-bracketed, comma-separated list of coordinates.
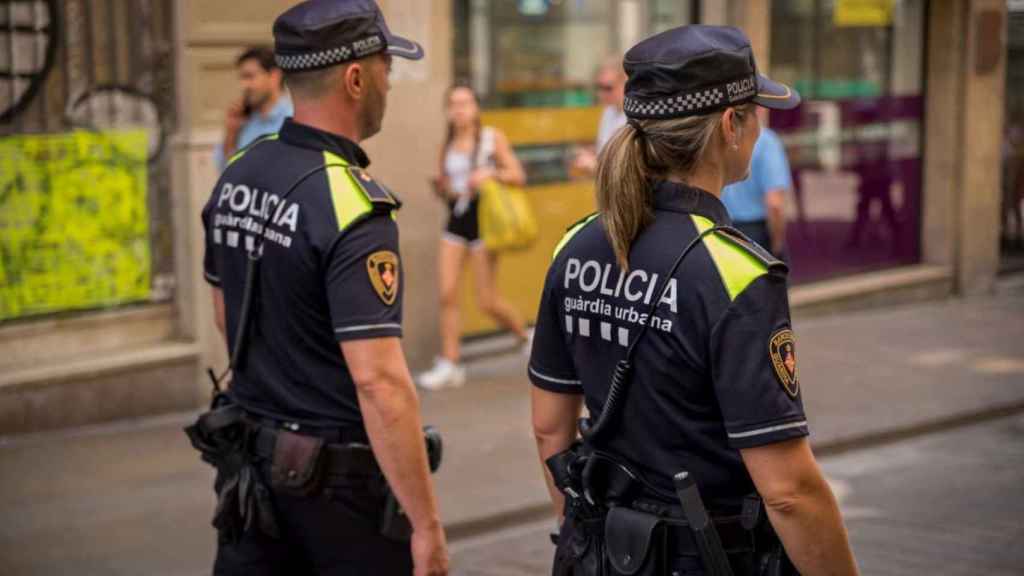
[730, 142, 739, 151]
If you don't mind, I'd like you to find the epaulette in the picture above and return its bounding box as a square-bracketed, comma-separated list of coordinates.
[225, 133, 280, 167]
[714, 226, 788, 274]
[347, 166, 402, 210]
[566, 211, 599, 232]
[552, 212, 599, 259]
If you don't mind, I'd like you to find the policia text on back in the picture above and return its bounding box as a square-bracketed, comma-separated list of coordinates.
[544, 223, 796, 576]
[186, 1, 450, 574]
[523, 24, 859, 576]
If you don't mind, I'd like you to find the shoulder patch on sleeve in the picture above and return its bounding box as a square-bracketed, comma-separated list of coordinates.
[553, 212, 599, 260]
[769, 327, 799, 397]
[367, 250, 400, 305]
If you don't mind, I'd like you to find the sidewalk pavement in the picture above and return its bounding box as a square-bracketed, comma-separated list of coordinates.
[1, 277, 1022, 576]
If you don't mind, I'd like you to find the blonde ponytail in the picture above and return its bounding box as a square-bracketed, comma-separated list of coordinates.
[594, 104, 754, 269]
[596, 123, 652, 270]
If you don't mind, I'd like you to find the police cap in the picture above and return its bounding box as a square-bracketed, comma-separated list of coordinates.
[622, 25, 799, 120]
[273, 0, 424, 72]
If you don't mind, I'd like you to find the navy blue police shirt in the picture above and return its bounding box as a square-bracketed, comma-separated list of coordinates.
[529, 181, 808, 506]
[202, 118, 403, 428]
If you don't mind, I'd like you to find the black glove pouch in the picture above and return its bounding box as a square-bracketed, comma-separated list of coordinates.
[604, 507, 665, 576]
[269, 429, 325, 497]
[551, 497, 607, 576]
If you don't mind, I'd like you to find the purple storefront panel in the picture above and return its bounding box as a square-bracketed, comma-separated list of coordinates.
[771, 96, 924, 284]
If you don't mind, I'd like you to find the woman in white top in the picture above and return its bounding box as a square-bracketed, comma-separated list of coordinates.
[418, 83, 530, 390]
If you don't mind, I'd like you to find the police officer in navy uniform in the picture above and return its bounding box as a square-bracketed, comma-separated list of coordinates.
[199, 1, 447, 574]
[529, 26, 859, 575]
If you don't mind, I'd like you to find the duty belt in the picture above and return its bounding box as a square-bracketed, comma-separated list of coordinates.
[254, 416, 370, 445]
[252, 424, 381, 478]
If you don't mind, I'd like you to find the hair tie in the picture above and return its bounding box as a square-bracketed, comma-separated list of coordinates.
[627, 118, 645, 136]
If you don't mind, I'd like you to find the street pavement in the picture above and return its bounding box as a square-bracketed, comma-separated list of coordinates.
[0, 278, 1022, 575]
[450, 415, 1024, 575]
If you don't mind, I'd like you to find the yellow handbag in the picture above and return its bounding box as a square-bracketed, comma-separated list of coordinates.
[477, 178, 538, 252]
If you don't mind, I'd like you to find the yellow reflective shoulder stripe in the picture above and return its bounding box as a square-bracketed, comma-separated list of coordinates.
[226, 133, 279, 167]
[553, 213, 599, 260]
[323, 151, 373, 232]
[691, 215, 767, 301]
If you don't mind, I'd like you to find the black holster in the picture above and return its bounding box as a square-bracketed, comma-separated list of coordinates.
[378, 425, 445, 542]
[547, 446, 797, 576]
[184, 403, 279, 543]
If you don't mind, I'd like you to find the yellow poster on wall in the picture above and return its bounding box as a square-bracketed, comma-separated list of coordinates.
[0, 130, 151, 322]
[834, 0, 893, 27]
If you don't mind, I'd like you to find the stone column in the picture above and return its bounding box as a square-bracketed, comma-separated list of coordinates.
[923, 0, 1007, 296]
[958, 0, 1007, 295]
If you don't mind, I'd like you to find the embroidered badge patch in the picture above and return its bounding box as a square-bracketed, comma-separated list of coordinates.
[769, 328, 799, 397]
[366, 251, 399, 305]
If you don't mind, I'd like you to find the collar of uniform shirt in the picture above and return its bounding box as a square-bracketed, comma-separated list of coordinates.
[651, 180, 733, 226]
[278, 117, 371, 168]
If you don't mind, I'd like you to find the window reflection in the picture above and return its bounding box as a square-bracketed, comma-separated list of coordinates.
[769, 0, 926, 283]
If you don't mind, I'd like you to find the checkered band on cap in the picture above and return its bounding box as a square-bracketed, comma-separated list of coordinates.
[624, 73, 761, 119]
[624, 86, 727, 119]
[276, 45, 353, 71]
[276, 34, 386, 71]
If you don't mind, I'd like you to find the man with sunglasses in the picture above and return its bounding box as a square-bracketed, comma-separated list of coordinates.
[571, 56, 628, 177]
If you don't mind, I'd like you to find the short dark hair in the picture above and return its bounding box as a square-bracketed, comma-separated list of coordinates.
[284, 65, 347, 99]
[236, 46, 277, 71]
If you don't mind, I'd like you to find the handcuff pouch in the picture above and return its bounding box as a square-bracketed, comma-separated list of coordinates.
[604, 507, 665, 575]
[269, 429, 325, 496]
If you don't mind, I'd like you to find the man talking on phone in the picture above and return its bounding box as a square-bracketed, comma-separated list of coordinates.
[214, 46, 293, 170]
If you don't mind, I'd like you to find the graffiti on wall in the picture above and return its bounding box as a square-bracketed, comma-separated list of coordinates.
[0, 130, 151, 321]
[0, 0, 58, 123]
[0, 0, 178, 321]
[2, 0, 170, 160]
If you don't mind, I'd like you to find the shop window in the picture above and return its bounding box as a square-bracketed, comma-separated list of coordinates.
[769, 0, 926, 283]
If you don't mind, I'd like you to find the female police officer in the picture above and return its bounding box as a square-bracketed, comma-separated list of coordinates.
[529, 26, 858, 576]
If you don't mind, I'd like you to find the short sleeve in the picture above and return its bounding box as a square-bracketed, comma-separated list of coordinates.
[755, 132, 793, 192]
[710, 272, 808, 448]
[201, 202, 221, 287]
[325, 214, 403, 341]
[528, 261, 582, 394]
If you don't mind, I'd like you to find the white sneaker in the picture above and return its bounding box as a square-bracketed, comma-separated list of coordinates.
[417, 357, 466, 390]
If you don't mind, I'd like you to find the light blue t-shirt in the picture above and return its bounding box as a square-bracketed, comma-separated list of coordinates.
[721, 127, 792, 223]
[214, 95, 293, 169]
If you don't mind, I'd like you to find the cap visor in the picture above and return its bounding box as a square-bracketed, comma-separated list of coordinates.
[385, 34, 424, 60]
[753, 75, 801, 110]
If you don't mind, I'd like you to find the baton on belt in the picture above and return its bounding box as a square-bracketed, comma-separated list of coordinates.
[673, 471, 735, 576]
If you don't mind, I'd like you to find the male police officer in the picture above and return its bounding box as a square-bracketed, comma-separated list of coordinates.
[199, 2, 447, 574]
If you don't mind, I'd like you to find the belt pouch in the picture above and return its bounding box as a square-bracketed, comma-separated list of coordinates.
[604, 507, 665, 576]
[269, 429, 325, 496]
